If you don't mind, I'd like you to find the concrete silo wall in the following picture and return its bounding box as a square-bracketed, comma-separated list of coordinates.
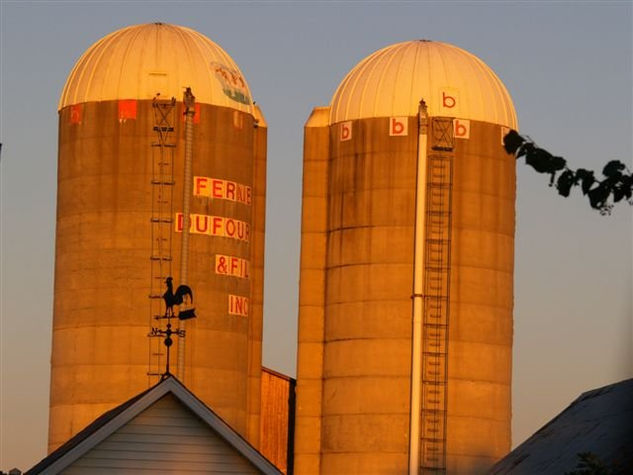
[446, 120, 514, 472]
[294, 107, 331, 474]
[50, 100, 265, 451]
[294, 114, 514, 474]
[321, 117, 417, 473]
[247, 106, 268, 446]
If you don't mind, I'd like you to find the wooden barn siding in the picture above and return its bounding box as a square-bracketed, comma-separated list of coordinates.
[259, 369, 296, 474]
[62, 394, 259, 474]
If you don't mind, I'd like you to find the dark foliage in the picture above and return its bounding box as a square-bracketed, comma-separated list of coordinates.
[565, 452, 626, 475]
[503, 130, 632, 215]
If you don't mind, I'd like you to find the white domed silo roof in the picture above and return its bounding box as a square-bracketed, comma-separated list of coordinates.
[330, 40, 517, 129]
[59, 23, 253, 114]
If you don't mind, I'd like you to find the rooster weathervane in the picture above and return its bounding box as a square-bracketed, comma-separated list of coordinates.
[149, 276, 196, 378]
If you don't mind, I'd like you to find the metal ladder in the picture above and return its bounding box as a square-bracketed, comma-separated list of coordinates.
[420, 118, 454, 473]
[147, 97, 177, 381]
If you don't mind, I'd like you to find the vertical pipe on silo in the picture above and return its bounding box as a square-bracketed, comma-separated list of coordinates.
[177, 87, 195, 380]
[408, 100, 429, 475]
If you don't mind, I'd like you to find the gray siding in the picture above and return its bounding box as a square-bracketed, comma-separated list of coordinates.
[62, 394, 259, 474]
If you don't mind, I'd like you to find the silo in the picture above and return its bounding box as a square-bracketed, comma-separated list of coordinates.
[50, 23, 266, 451]
[294, 40, 517, 474]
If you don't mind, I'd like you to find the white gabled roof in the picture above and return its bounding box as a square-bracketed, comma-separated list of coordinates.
[27, 376, 281, 474]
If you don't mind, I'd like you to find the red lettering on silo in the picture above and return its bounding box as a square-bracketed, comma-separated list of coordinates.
[226, 182, 236, 200]
[70, 104, 82, 124]
[193, 176, 252, 206]
[390, 117, 408, 136]
[195, 215, 209, 233]
[215, 254, 250, 279]
[195, 177, 209, 196]
[442, 91, 456, 108]
[453, 119, 470, 139]
[216, 255, 228, 274]
[340, 121, 352, 141]
[225, 218, 236, 237]
[212, 179, 223, 198]
[118, 100, 137, 120]
[176, 214, 249, 242]
[228, 294, 249, 317]
[212, 216, 223, 236]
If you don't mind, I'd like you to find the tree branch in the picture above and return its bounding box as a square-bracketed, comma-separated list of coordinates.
[503, 130, 632, 215]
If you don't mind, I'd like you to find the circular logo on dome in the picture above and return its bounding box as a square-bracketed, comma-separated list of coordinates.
[211, 62, 251, 106]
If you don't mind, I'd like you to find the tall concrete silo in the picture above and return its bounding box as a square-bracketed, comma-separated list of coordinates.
[294, 40, 517, 474]
[50, 23, 266, 451]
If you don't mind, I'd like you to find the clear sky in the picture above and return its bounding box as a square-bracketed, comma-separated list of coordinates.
[1, 1, 631, 471]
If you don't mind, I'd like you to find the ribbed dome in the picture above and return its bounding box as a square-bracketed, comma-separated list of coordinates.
[59, 23, 253, 114]
[330, 40, 517, 128]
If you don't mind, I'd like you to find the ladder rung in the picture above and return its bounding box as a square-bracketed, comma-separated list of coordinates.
[150, 218, 173, 223]
[151, 180, 175, 185]
[152, 143, 176, 148]
[422, 412, 446, 419]
[422, 434, 445, 442]
[150, 255, 172, 261]
[426, 265, 449, 271]
[427, 238, 449, 245]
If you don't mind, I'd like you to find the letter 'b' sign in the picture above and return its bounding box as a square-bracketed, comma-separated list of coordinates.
[340, 121, 352, 141]
[389, 117, 408, 136]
